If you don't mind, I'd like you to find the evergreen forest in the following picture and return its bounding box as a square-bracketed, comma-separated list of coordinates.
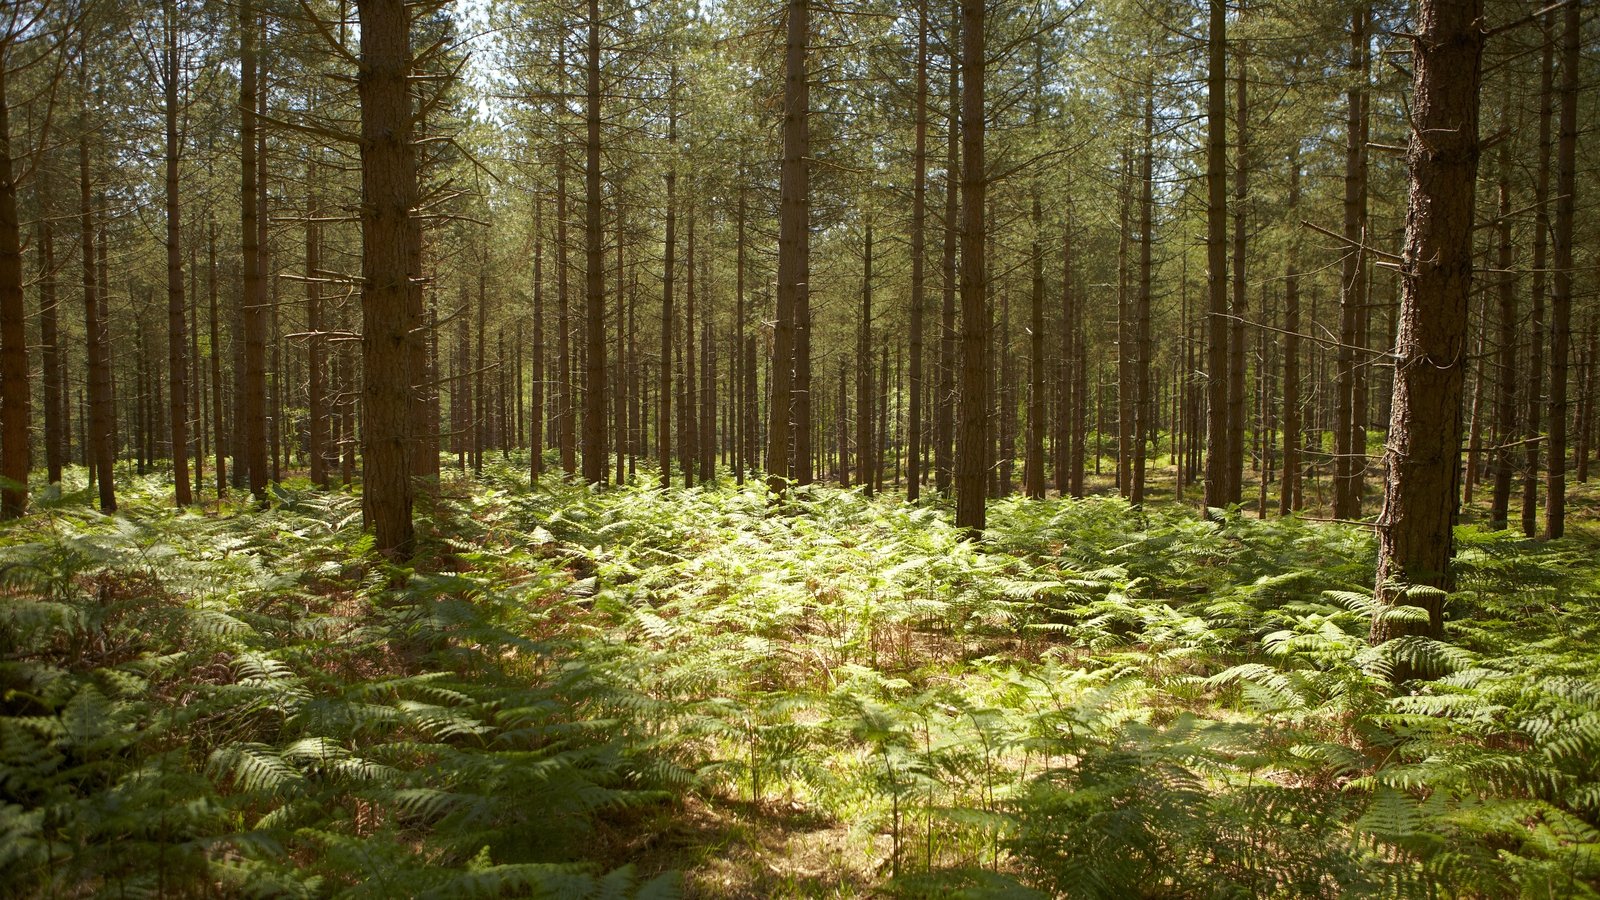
[2, 0, 1600, 896]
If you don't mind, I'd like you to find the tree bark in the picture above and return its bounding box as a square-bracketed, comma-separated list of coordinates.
[1202, 0, 1229, 512]
[240, 0, 268, 502]
[582, 0, 607, 485]
[768, 0, 808, 494]
[1544, 0, 1578, 539]
[954, 0, 987, 534]
[1372, 0, 1482, 643]
[0, 50, 27, 517]
[1334, 5, 1371, 520]
[908, 0, 928, 501]
[163, 0, 190, 507]
[356, 0, 420, 556]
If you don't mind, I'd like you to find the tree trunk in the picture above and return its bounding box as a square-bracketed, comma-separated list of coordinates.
[1489, 144, 1517, 529]
[659, 82, 677, 489]
[937, 5, 958, 497]
[582, 0, 607, 485]
[858, 222, 874, 497]
[40, 168, 62, 487]
[1226, 10, 1249, 505]
[531, 200, 545, 483]
[1523, 16, 1553, 538]
[908, 0, 928, 502]
[768, 0, 808, 494]
[1372, 0, 1482, 644]
[954, 0, 987, 534]
[1202, 0, 1229, 512]
[1544, 0, 1578, 540]
[163, 0, 190, 507]
[1279, 146, 1301, 516]
[82, 88, 114, 512]
[0, 55, 27, 517]
[356, 0, 420, 556]
[241, 0, 268, 502]
[1132, 92, 1155, 506]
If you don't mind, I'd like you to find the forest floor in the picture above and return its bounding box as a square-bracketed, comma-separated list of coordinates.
[5, 461, 1600, 898]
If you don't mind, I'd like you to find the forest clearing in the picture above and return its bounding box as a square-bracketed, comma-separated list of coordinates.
[0, 0, 1598, 895]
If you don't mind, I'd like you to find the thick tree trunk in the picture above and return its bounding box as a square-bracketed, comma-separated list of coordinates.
[1372, 0, 1482, 643]
[768, 0, 808, 494]
[954, 0, 987, 534]
[356, 0, 420, 556]
[1202, 0, 1229, 512]
[0, 56, 27, 517]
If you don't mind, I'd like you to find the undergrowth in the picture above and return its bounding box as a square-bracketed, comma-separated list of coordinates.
[4, 461, 1600, 898]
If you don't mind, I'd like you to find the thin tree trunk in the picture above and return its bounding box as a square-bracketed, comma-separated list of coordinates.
[163, 0, 190, 506]
[1523, 15, 1554, 538]
[241, 0, 268, 502]
[1544, 0, 1578, 540]
[908, 0, 928, 501]
[582, 0, 607, 485]
[659, 80, 677, 489]
[1279, 146, 1301, 516]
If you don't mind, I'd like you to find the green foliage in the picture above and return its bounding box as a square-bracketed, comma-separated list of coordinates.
[7, 465, 1600, 897]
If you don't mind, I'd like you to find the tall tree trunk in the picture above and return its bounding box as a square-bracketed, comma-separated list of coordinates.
[954, 0, 987, 534]
[356, 0, 420, 556]
[1024, 192, 1045, 499]
[241, 0, 268, 502]
[1226, 8, 1249, 505]
[1132, 92, 1155, 506]
[908, 0, 928, 501]
[1372, 0, 1482, 643]
[1279, 146, 1301, 516]
[1202, 0, 1229, 512]
[937, 10, 959, 497]
[700, 243, 715, 482]
[768, 0, 808, 494]
[682, 209, 697, 487]
[531, 200, 545, 483]
[0, 54, 26, 517]
[40, 169, 62, 486]
[209, 222, 225, 496]
[659, 82, 677, 489]
[1489, 144, 1517, 529]
[582, 0, 607, 485]
[1523, 16, 1554, 538]
[1334, 5, 1371, 520]
[858, 222, 874, 497]
[81, 83, 114, 512]
[1544, 0, 1578, 540]
[163, 0, 190, 507]
[307, 160, 328, 488]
